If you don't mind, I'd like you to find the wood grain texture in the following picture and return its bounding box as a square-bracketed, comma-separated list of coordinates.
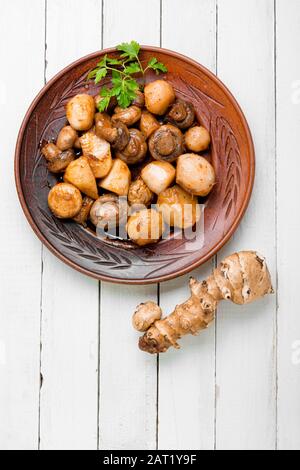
[276, 0, 300, 451]
[39, 0, 102, 450]
[0, 0, 45, 450]
[1, 0, 300, 451]
[158, 0, 217, 450]
[99, 0, 161, 450]
[216, 0, 277, 450]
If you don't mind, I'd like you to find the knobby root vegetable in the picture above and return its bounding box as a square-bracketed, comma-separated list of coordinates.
[133, 302, 162, 332]
[135, 251, 274, 354]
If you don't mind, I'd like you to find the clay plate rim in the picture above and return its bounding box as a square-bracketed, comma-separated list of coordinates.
[14, 46, 255, 285]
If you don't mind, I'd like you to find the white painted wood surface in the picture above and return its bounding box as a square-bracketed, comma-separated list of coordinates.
[0, 0, 300, 451]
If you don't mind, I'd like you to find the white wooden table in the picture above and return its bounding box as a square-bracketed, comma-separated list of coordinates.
[0, 0, 299, 451]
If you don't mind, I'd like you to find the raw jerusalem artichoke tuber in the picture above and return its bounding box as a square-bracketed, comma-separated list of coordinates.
[134, 251, 274, 354]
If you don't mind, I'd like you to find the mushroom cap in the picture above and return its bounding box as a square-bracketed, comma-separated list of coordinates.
[149, 124, 184, 163]
[90, 194, 128, 229]
[128, 176, 154, 207]
[116, 129, 147, 165]
[167, 99, 195, 129]
[48, 183, 83, 219]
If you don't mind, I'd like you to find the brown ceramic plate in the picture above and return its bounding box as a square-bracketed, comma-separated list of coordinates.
[15, 46, 255, 285]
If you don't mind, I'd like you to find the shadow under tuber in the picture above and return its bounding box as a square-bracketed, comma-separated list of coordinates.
[132, 251, 274, 354]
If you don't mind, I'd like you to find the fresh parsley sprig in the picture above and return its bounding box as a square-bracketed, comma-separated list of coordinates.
[87, 41, 168, 112]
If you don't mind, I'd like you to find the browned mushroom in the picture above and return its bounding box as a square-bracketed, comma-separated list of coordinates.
[149, 124, 184, 163]
[112, 106, 141, 127]
[128, 176, 154, 207]
[56, 126, 78, 151]
[167, 99, 195, 129]
[90, 194, 128, 229]
[116, 129, 147, 165]
[140, 111, 160, 139]
[47, 149, 75, 174]
[95, 113, 130, 151]
[42, 143, 61, 161]
[42, 143, 75, 173]
[132, 90, 145, 108]
[48, 183, 83, 219]
[95, 112, 117, 142]
[73, 196, 94, 226]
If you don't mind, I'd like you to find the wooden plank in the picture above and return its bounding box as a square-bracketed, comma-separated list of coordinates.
[39, 0, 102, 450]
[99, 0, 161, 450]
[158, 0, 217, 450]
[276, 0, 300, 450]
[0, 0, 45, 450]
[215, 0, 277, 450]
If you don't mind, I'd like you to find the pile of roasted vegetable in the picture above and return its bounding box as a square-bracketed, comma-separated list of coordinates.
[42, 77, 215, 246]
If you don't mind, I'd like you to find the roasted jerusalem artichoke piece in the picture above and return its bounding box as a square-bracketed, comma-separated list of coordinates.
[99, 158, 131, 196]
[176, 154, 216, 197]
[64, 157, 98, 200]
[126, 208, 165, 247]
[135, 251, 274, 354]
[80, 132, 112, 178]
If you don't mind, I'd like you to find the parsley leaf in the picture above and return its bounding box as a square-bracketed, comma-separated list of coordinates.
[87, 41, 167, 109]
[95, 68, 108, 84]
[147, 57, 168, 74]
[117, 40, 140, 60]
[124, 62, 141, 75]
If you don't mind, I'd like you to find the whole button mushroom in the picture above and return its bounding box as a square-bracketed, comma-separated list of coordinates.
[185, 126, 211, 153]
[176, 154, 216, 197]
[66, 94, 95, 131]
[149, 124, 184, 163]
[42, 143, 75, 174]
[112, 106, 142, 127]
[48, 183, 83, 219]
[128, 176, 154, 207]
[116, 129, 147, 165]
[95, 113, 130, 151]
[73, 197, 94, 227]
[132, 90, 145, 108]
[56, 126, 78, 151]
[167, 99, 195, 129]
[144, 80, 175, 115]
[90, 194, 128, 230]
[139, 111, 160, 139]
